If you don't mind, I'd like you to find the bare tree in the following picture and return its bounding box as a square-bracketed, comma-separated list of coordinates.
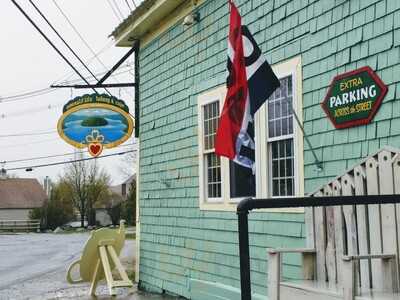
[86, 161, 110, 226]
[118, 138, 138, 178]
[62, 152, 88, 227]
[62, 152, 110, 227]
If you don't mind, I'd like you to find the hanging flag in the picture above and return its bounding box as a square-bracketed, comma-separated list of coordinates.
[215, 0, 280, 171]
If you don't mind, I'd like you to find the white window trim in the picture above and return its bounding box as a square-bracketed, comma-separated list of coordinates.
[197, 86, 227, 208]
[198, 56, 304, 212]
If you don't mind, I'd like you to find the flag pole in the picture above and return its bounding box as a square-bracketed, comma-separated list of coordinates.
[288, 100, 323, 170]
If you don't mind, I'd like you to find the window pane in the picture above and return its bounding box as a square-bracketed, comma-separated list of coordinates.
[272, 160, 279, 177]
[285, 159, 293, 176]
[203, 101, 219, 150]
[269, 121, 275, 138]
[269, 139, 295, 197]
[230, 161, 256, 198]
[267, 76, 295, 198]
[275, 120, 281, 136]
[282, 118, 288, 135]
[287, 179, 293, 195]
[288, 117, 293, 134]
[285, 139, 293, 156]
[206, 153, 221, 198]
[267, 76, 293, 139]
[280, 179, 287, 196]
[272, 179, 279, 197]
[272, 142, 279, 159]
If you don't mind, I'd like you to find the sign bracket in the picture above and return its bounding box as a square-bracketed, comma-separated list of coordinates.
[51, 42, 139, 90]
[52, 40, 141, 137]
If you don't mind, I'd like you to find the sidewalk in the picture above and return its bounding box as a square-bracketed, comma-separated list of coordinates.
[0, 233, 178, 300]
[61, 285, 179, 300]
[44, 284, 179, 300]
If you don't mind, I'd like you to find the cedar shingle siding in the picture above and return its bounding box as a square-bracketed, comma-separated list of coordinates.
[114, 0, 400, 298]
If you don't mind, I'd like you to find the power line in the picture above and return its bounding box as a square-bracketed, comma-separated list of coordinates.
[0, 130, 56, 138]
[52, 0, 134, 98]
[2, 142, 136, 164]
[1, 39, 130, 102]
[58, 65, 133, 86]
[0, 137, 60, 149]
[0, 88, 57, 103]
[10, 0, 97, 94]
[28, 0, 111, 96]
[6, 150, 135, 171]
[106, 0, 122, 22]
[124, 0, 132, 12]
[111, 0, 125, 20]
[0, 66, 132, 103]
[1, 87, 51, 100]
[131, 0, 137, 9]
[52, 39, 114, 85]
[0, 103, 62, 120]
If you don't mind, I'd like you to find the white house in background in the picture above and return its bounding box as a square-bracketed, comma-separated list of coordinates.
[95, 174, 136, 226]
[0, 178, 47, 221]
[109, 174, 136, 199]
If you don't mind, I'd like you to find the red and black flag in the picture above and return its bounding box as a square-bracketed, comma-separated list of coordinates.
[215, 0, 280, 172]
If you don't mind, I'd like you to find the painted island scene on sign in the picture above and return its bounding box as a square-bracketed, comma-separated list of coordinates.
[62, 108, 129, 144]
[57, 94, 134, 157]
[321, 66, 388, 129]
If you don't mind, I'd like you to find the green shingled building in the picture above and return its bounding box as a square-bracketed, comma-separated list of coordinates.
[111, 0, 400, 298]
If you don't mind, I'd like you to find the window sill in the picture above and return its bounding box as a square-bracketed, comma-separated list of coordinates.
[199, 201, 304, 213]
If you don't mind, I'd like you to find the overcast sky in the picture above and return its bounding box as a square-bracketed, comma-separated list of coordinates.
[0, 1, 141, 185]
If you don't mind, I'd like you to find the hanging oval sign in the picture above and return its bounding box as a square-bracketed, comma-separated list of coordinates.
[57, 94, 134, 157]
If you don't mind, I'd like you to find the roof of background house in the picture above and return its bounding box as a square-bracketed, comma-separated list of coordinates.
[109, 174, 136, 196]
[0, 178, 47, 209]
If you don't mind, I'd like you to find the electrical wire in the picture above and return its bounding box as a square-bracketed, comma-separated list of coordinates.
[0, 66, 132, 104]
[29, 0, 112, 96]
[0, 138, 60, 149]
[124, 0, 132, 12]
[6, 150, 135, 171]
[2, 142, 136, 164]
[4, 1, 134, 105]
[57, 65, 133, 86]
[106, 0, 122, 22]
[111, 0, 125, 20]
[0, 88, 58, 103]
[52, 0, 134, 98]
[52, 39, 114, 85]
[131, 0, 137, 9]
[10, 0, 97, 94]
[0, 130, 56, 138]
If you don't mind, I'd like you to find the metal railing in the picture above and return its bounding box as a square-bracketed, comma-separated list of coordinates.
[237, 194, 400, 300]
[0, 219, 40, 232]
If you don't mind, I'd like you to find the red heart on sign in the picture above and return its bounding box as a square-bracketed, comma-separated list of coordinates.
[88, 143, 103, 157]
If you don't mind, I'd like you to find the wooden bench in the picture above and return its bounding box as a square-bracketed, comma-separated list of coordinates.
[0, 219, 40, 232]
[268, 147, 400, 300]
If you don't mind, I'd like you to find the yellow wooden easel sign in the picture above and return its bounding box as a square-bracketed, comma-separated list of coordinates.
[66, 220, 133, 296]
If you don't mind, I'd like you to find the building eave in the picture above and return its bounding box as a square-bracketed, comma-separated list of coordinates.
[111, 0, 187, 47]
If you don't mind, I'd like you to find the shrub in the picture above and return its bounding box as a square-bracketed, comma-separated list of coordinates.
[29, 182, 74, 230]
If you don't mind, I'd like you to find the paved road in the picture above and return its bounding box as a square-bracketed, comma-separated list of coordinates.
[0, 233, 90, 289]
[0, 232, 154, 300]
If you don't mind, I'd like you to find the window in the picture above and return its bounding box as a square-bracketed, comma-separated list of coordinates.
[267, 77, 295, 197]
[198, 56, 303, 211]
[203, 101, 221, 200]
[198, 87, 256, 207]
